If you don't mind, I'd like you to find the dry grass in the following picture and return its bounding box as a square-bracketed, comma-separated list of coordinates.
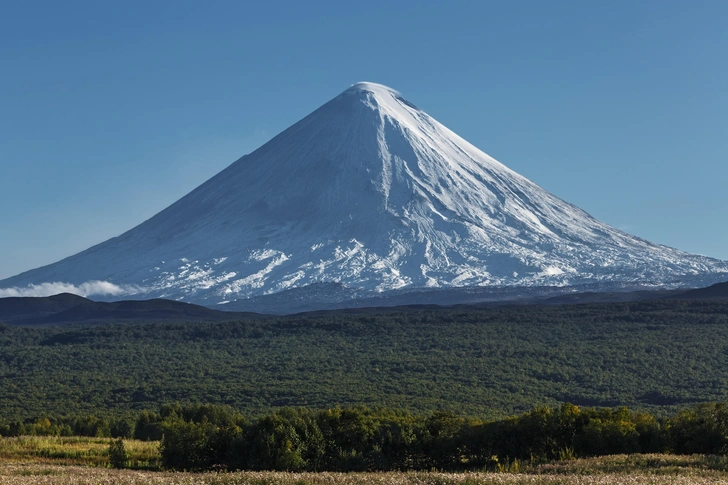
[2, 466, 728, 485]
[2, 439, 728, 485]
[0, 436, 160, 468]
[535, 453, 728, 476]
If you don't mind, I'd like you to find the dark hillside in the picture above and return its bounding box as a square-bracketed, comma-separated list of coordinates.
[0, 299, 727, 419]
[0, 294, 262, 325]
[0, 293, 89, 323]
[674, 280, 728, 300]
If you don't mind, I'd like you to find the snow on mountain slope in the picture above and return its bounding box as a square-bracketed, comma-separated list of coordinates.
[2, 82, 727, 305]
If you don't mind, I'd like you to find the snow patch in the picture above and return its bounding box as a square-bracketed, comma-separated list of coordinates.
[541, 266, 565, 276]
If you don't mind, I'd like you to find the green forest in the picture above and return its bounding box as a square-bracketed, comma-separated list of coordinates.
[4, 402, 728, 472]
[1, 299, 727, 419]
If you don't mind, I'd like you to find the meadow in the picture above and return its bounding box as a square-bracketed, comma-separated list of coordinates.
[0, 436, 159, 468]
[4, 453, 728, 485]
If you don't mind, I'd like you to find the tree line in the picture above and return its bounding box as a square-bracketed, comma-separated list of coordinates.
[3, 402, 728, 471]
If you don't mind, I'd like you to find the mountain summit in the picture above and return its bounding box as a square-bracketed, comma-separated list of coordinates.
[3, 82, 727, 306]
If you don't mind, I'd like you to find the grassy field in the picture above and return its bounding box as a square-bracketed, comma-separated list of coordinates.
[0, 436, 160, 468]
[3, 437, 728, 484]
[2, 463, 728, 484]
[533, 453, 728, 475]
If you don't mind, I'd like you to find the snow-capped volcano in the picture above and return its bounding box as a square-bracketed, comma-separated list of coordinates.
[2, 82, 727, 305]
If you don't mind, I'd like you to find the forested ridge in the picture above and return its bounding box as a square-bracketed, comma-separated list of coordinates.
[0, 299, 727, 419]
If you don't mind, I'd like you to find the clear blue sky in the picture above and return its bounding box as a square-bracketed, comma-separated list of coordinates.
[1, 0, 727, 280]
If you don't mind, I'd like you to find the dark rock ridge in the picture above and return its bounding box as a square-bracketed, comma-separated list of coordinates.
[0, 293, 261, 325]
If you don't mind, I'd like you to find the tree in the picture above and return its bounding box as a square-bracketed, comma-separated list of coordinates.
[108, 438, 127, 469]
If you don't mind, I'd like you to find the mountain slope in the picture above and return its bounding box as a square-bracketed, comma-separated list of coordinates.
[673, 280, 728, 300]
[2, 82, 726, 306]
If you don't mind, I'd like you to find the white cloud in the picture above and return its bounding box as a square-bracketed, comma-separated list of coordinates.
[0, 281, 144, 298]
